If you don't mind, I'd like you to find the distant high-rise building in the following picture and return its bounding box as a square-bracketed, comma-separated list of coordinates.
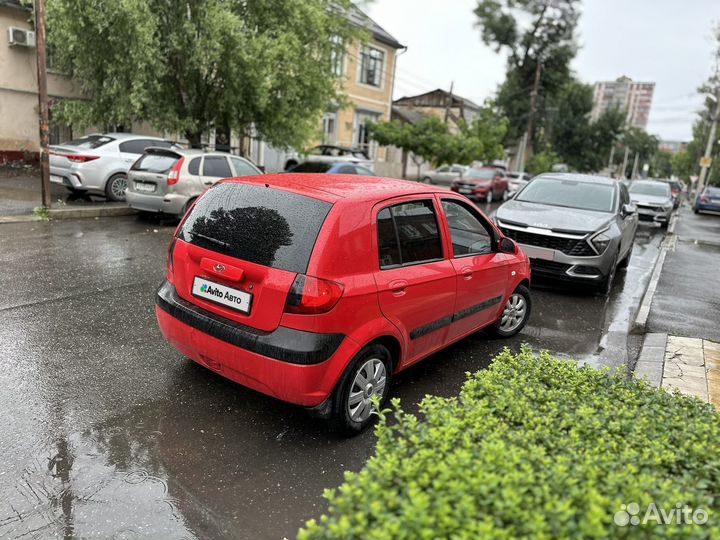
[590, 76, 655, 130]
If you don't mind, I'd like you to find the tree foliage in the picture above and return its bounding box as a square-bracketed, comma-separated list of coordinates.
[525, 147, 559, 175]
[46, 0, 360, 148]
[368, 109, 508, 167]
[475, 0, 581, 144]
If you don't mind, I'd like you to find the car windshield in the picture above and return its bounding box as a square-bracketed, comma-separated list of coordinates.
[290, 162, 333, 173]
[464, 169, 496, 180]
[629, 182, 670, 197]
[63, 135, 115, 149]
[516, 176, 616, 212]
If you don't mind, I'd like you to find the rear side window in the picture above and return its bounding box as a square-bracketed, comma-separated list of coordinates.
[65, 135, 115, 149]
[203, 156, 232, 177]
[377, 200, 443, 269]
[188, 157, 201, 175]
[179, 182, 332, 274]
[131, 153, 179, 173]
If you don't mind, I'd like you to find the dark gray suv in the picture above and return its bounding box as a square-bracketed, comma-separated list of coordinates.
[494, 173, 638, 292]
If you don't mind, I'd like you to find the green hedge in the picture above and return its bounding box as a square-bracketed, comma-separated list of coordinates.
[299, 347, 720, 540]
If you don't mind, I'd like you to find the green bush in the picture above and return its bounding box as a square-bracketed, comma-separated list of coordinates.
[299, 347, 720, 540]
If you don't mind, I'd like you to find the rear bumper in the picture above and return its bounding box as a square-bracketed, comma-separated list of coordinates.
[126, 190, 187, 214]
[635, 207, 672, 223]
[695, 202, 720, 213]
[155, 281, 351, 406]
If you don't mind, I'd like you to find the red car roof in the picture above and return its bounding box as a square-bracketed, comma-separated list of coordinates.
[222, 174, 448, 203]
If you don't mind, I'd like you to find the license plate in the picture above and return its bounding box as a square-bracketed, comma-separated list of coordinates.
[459, 188, 473, 194]
[50, 174, 64, 184]
[192, 277, 252, 314]
[134, 182, 156, 193]
[521, 245, 555, 261]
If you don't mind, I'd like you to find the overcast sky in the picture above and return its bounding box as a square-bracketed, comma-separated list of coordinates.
[365, 0, 719, 141]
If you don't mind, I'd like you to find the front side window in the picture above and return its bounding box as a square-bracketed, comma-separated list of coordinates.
[377, 200, 443, 269]
[359, 46, 384, 87]
[441, 200, 493, 256]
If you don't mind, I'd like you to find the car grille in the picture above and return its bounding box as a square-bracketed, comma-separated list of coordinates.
[530, 260, 572, 274]
[636, 204, 663, 211]
[501, 228, 595, 256]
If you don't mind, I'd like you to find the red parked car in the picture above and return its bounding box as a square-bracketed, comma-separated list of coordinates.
[156, 174, 532, 432]
[451, 166, 510, 203]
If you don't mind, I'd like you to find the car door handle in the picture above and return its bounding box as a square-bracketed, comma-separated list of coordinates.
[204, 180, 213, 185]
[389, 279, 407, 296]
[461, 267, 473, 280]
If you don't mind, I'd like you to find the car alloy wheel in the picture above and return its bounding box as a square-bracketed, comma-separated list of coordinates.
[106, 173, 128, 202]
[347, 358, 386, 423]
[499, 293, 527, 333]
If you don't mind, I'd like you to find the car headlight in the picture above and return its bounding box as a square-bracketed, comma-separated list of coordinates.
[590, 231, 611, 254]
[662, 202, 673, 210]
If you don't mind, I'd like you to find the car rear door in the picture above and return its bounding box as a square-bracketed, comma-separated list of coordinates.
[438, 197, 510, 340]
[373, 197, 457, 365]
[201, 155, 233, 186]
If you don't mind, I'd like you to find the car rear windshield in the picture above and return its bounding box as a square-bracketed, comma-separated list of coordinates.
[629, 182, 670, 197]
[178, 182, 332, 274]
[131, 153, 180, 173]
[516, 177, 616, 212]
[705, 187, 720, 197]
[63, 135, 115, 149]
[290, 162, 332, 173]
[464, 169, 496, 180]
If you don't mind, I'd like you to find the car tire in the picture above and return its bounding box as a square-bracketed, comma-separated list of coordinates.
[491, 285, 531, 338]
[486, 191, 493, 204]
[421, 176, 432, 184]
[105, 173, 128, 202]
[330, 343, 392, 435]
[618, 251, 630, 269]
[284, 160, 298, 171]
[181, 197, 197, 218]
[598, 253, 618, 294]
[694, 207, 699, 214]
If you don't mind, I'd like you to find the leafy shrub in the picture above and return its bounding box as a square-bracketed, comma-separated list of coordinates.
[299, 347, 720, 540]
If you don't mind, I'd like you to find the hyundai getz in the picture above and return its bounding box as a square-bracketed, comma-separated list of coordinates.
[156, 175, 532, 432]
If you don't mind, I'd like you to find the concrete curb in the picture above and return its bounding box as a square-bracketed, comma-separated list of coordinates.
[0, 205, 136, 224]
[633, 332, 667, 387]
[631, 210, 679, 334]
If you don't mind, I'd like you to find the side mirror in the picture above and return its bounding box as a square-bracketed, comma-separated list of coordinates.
[498, 237, 517, 254]
[621, 204, 636, 218]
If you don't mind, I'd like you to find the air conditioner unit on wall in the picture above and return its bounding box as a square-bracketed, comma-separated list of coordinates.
[7, 27, 36, 48]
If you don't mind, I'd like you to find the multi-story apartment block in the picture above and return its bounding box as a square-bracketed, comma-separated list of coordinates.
[590, 76, 655, 130]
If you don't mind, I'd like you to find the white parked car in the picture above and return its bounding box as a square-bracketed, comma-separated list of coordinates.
[507, 171, 533, 196]
[283, 145, 373, 172]
[50, 133, 178, 201]
[421, 164, 467, 185]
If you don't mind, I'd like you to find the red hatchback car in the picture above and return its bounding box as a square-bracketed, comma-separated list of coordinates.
[156, 174, 531, 432]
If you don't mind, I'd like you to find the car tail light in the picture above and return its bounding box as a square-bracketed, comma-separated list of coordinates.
[166, 237, 177, 280]
[167, 158, 185, 186]
[700, 196, 710, 204]
[285, 275, 344, 314]
[50, 151, 100, 163]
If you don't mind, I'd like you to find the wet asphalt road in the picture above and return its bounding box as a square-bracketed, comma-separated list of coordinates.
[0, 211, 664, 540]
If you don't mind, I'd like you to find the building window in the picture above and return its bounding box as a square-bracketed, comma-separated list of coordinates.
[354, 110, 380, 157]
[330, 36, 345, 77]
[358, 46, 384, 87]
[322, 112, 337, 144]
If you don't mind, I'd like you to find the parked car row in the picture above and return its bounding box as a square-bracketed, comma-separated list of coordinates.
[694, 186, 720, 214]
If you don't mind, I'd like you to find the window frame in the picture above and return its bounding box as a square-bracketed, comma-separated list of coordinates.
[375, 197, 446, 271]
[439, 197, 498, 258]
[358, 46, 385, 88]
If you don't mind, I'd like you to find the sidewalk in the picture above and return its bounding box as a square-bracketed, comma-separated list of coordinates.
[634, 204, 720, 408]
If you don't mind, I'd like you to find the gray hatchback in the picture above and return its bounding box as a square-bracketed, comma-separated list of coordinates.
[495, 173, 639, 292]
[126, 148, 262, 216]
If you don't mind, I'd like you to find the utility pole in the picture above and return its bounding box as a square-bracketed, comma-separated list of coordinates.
[444, 81, 454, 126]
[697, 86, 720, 196]
[518, 61, 542, 172]
[35, 0, 51, 208]
[631, 152, 639, 180]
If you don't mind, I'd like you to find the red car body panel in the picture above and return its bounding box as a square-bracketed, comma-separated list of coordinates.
[156, 174, 531, 408]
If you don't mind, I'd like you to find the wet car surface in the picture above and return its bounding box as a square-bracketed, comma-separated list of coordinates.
[0, 214, 664, 539]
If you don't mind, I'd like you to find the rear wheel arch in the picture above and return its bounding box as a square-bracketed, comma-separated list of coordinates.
[368, 335, 402, 373]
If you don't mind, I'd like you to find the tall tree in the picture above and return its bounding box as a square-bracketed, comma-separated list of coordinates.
[46, 0, 360, 148]
[475, 0, 581, 145]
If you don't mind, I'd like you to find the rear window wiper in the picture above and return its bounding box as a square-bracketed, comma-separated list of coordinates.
[191, 232, 230, 248]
